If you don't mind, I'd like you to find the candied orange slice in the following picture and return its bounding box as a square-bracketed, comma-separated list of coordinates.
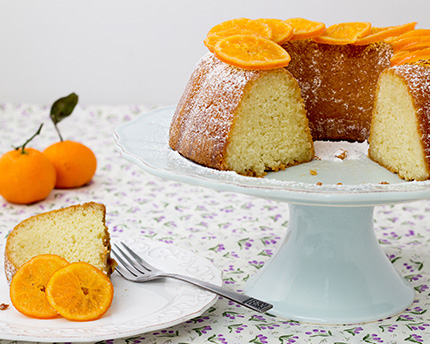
[354, 22, 417, 45]
[46, 262, 114, 321]
[10, 254, 69, 319]
[285, 18, 326, 40]
[387, 28, 430, 44]
[205, 18, 272, 52]
[313, 22, 372, 44]
[213, 34, 291, 70]
[398, 41, 430, 53]
[255, 18, 293, 44]
[205, 27, 268, 53]
[391, 35, 430, 52]
[390, 48, 430, 66]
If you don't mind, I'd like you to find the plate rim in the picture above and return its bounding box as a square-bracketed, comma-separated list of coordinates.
[0, 238, 222, 342]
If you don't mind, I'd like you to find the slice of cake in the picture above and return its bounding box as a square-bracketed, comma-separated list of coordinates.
[368, 63, 430, 181]
[4, 202, 116, 282]
[169, 53, 315, 177]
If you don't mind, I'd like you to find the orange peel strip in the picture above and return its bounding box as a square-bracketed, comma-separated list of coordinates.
[255, 18, 293, 44]
[313, 22, 371, 45]
[285, 18, 326, 40]
[354, 22, 417, 45]
[213, 34, 291, 70]
[390, 47, 430, 66]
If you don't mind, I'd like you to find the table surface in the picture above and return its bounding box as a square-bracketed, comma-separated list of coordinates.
[1, 103, 430, 344]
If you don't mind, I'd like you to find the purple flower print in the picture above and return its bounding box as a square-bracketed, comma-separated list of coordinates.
[405, 334, 424, 343]
[192, 325, 212, 336]
[250, 334, 269, 344]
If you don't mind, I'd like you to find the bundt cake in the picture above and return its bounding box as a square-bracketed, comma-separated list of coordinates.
[369, 63, 430, 181]
[4, 202, 115, 283]
[169, 18, 430, 181]
[169, 53, 315, 177]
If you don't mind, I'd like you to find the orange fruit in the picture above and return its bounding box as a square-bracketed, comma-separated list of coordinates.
[313, 22, 372, 44]
[46, 262, 114, 321]
[213, 34, 291, 70]
[284, 18, 326, 40]
[10, 254, 69, 319]
[354, 22, 417, 45]
[43, 140, 97, 189]
[255, 18, 294, 44]
[204, 18, 272, 52]
[0, 148, 56, 204]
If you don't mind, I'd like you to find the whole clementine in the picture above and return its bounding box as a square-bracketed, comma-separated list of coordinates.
[43, 140, 97, 189]
[0, 148, 56, 204]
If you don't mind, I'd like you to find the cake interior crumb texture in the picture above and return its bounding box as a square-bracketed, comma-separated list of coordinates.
[6, 202, 111, 274]
[369, 70, 429, 181]
[226, 69, 314, 176]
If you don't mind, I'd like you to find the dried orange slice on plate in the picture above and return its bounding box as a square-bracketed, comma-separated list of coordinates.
[214, 34, 291, 70]
[285, 17, 326, 40]
[46, 262, 114, 321]
[313, 22, 371, 44]
[10, 254, 69, 319]
[354, 22, 417, 45]
[255, 18, 293, 44]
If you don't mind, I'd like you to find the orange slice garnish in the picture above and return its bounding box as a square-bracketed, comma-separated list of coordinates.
[391, 35, 430, 52]
[255, 18, 294, 44]
[213, 34, 291, 70]
[387, 28, 430, 44]
[313, 22, 372, 44]
[390, 47, 430, 66]
[398, 41, 430, 53]
[10, 254, 69, 319]
[46, 262, 114, 321]
[285, 18, 326, 40]
[204, 18, 272, 52]
[205, 28, 268, 53]
[354, 22, 417, 45]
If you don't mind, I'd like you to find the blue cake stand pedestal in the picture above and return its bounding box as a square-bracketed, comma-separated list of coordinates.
[115, 106, 430, 324]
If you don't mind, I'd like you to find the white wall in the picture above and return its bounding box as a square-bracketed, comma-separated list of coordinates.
[1, 0, 429, 106]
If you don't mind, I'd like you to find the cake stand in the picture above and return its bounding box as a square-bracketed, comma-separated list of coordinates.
[114, 106, 430, 324]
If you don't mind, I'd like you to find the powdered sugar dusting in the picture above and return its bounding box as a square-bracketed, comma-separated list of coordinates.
[314, 140, 369, 161]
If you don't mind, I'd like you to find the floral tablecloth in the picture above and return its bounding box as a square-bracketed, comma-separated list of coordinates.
[1, 103, 430, 344]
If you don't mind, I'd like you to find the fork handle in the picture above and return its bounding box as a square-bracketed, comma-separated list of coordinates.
[163, 273, 273, 313]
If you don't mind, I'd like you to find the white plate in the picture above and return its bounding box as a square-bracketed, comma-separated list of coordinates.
[114, 106, 430, 206]
[0, 238, 222, 342]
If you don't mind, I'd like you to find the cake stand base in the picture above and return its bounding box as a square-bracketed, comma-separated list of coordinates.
[245, 204, 414, 324]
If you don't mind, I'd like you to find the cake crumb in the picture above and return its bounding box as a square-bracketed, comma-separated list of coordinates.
[316, 182, 323, 186]
[379, 181, 390, 185]
[313, 156, 321, 161]
[309, 169, 318, 176]
[0, 303, 9, 310]
[337, 182, 343, 185]
[335, 149, 348, 160]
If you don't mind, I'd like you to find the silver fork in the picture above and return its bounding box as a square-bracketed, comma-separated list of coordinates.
[111, 242, 273, 313]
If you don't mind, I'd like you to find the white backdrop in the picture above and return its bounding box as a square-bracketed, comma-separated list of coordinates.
[1, 0, 429, 106]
